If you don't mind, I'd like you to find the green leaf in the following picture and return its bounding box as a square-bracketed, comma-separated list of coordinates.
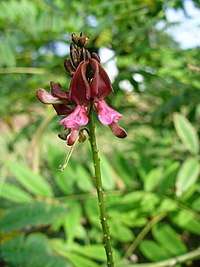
[75, 164, 93, 192]
[0, 233, 68, 267]
[47, 144, 75, 194]
[0, 201, 68, 232]
[139, 240, 170, 261]
[173, 113, 199, 154]
[0, 182, 33, 203]
[110, 221, 134, 242]
[170, 210, 200, 235]
[144, 167, 162, 192]
[152, 223, 187, 255]
[158, 162, 180, 194]
[100, 154, 116, 190]
[176, 158, 200, 196]
[67, 252, 99, 267]
[192, 198, 200, 211]
[73, 244, 106, 261]
[63, 201, 82, 244]
[8, 161, 54, 197]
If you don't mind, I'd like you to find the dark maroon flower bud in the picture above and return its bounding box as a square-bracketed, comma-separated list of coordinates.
[70, 43, 79, 67]
[80, 48, 91, 61]
[79, 32, 89, 47]
[71, 33, 79, 45]
[64, 58, 76, 77]
[109, 122, 127, 138]
[91, 52, 101, 63]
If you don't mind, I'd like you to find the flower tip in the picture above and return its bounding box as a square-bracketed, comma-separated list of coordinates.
[66, 129, 79, 146]
[109, 122, 127, 138]
[36, 88, 62, 104]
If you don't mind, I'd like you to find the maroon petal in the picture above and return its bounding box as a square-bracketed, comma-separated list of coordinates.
[67, 129, 79, 146]
[109, 122, 127, 138]
[69, 61, 91, 105]
[53, 104, 74, 116]
[50, 81, 71, 102]
[90, 58, 113, 100]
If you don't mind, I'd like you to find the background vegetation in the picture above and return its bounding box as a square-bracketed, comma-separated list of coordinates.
[0, 0, 200, 266]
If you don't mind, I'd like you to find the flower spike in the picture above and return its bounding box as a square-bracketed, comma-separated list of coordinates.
[36, 32, 126, 145]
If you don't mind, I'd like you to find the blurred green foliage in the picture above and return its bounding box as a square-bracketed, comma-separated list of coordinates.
[0, 0, 200, 266]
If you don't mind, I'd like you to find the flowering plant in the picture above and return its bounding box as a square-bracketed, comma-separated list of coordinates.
[36, 32, 126, 146]
[36, 32, 127, 267]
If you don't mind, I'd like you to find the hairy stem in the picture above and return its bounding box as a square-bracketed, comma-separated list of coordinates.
[88, 108, 114, 267]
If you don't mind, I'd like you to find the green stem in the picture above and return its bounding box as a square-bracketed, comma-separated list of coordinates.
[124, 213, 166, 259]
[0, 67, 45, 74]
[88, 108, 114, 267]
[117, 247, 200, 267]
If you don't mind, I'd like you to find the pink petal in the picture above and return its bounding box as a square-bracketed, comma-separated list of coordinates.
[36, 88, 63, 104]
[60, 105, 88, 129]
[97, 100, 122, 125]
[90, 58, 113, 100]
[109, 122, 127, 138]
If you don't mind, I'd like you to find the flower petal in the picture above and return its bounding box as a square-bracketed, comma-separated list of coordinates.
[36, 88, 63, 104]
[69, 61, 91, 105]
[50, 81, 70, 100]
[97, 100, 122, 125]
[90, 58, 113, 100]
[53, 104, 74, 116]
[60, 105, 88, 129]
[67, 129, 79, 146]
[109, 122, 127, 138]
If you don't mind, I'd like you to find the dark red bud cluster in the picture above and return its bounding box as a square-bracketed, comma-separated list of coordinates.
[64, 32, 100, 77]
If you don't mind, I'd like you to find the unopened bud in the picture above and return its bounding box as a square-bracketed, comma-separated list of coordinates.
[64, 58, 76, 77]
[91, 52, 101, 63]
[80, 48, 91, 61]
[71, 33, 79, 45]
[109, 122, 127, 138]
[70, 43, 80, 67]
[77, 32, 89, 47]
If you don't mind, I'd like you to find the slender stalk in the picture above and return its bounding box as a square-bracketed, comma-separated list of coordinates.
[88, 108, 114, 267]
[116, 247, 200, 267]
[0, 67, 45, 74]
[124, 213, 166, 259]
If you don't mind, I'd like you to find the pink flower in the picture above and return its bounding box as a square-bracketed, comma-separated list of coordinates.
[97, 100, 122, 125]
[36, 81, 73, 115]
[96, 100, 127, 138]
[60, 105, 89, 145]
[36, 37, 127, 145]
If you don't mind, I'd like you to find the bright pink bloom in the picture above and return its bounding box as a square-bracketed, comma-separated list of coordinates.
[59, 105, 88, 145]
[60, 105, 88, 129]
[97, 100, 122, 125]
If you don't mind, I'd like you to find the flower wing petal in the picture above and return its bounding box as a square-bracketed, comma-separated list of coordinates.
[60, 105, 88, 129]
[69, 61, 91, 105]
[36, 88, 63, 104]
[97, 100, 122, 125]
[90, 58, 113, 100]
